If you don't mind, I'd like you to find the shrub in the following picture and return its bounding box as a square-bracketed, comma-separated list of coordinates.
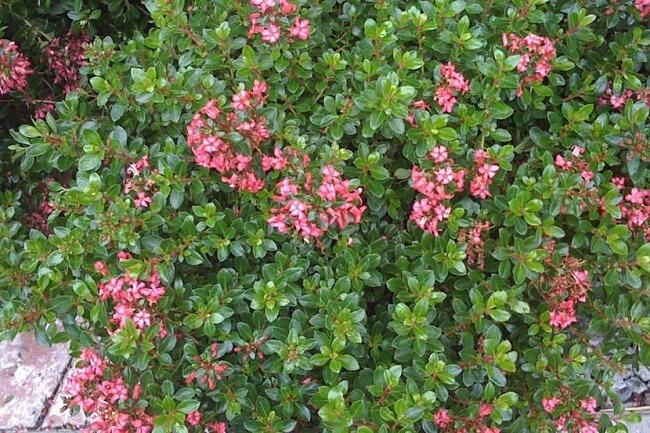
[0, 0, 148, 130]
[1, 0, 649, 433]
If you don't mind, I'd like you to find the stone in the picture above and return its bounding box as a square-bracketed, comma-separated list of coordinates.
[623, 366, 634, 379]
[626, 377, 648, 395]
[617, 388, 633, 403]
[41, 367, 87, 429]
[0, 332, 71, 430]
[588, 335, 603, 347]
[635, 365, 650, 383]
[614, 373, 629, 390]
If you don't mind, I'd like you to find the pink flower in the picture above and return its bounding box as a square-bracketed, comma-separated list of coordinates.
[186, 411, 202, 426]
[581, 425, 599, 433]
[134, 192, 152, 208]
[251, 0, 278, 13]
[261, 24, 282, 44]
[279, 0, 297, 14]
[535, 60, 551, 77]
[626, 188, 646, 205]
[478, 403, 492, 418]
[133, 309, 152, 329]
[433, 62, 469, 113]
[580, 397, 597, 414]
[555, 154, 572, 170]
[94, 261, 109, 276]
[612, 176, 625, 189]
[44, 31, 89, 94]
[542, 396, 561, 413]
[289, 18, 311, 41]
[406, 113, 415, 126]
[636, 0, 650, 18]
[430, 146, 449, 163]
[33, 96, 56, 119]
[434, 409, 453, 428]
[202, 99, 220, 119]
[0, 39, 33, 94]
[572, 145, 585, 157]
[440, 62, 469, 92]
[503, 32, 556, 95]
[435, 166, 455, 184]
[413, 99, 430, 110]
[132, 382, 142, 400]
[232, 90, 251, 111]
[517, 53, 531, 72]
[434, 85, 458, 113]
[208, 422, 228, 433]
[268, 163, 365, 240]
[117, 251, 132, 261]
[434, 204, 451, 221]
[112, 304, 134, 328]
[549, 300, 578, 329]
[252, 80, 267, 98]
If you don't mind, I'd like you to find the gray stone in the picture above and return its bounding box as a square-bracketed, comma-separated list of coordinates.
[588, 335, 603, 348]
[614, 373, 630, 390]
[623, 366, 634, 379]
[0, 332, 71, 429]
[626, 377, 648, 395]
[635, 365, 650, 383]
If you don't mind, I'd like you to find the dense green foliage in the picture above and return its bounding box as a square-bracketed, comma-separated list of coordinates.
[1, 1, 649, 432]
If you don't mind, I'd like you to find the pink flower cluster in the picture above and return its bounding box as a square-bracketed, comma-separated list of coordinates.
[469, 150, 500, 199]
[123, 155, 158, 208]
[45, 30, 89, 94]
[597, 81, 648, 110]
[542, 252, 591, 330]
[33, 95, 56, 120]
[613, 178, 650, 238]
[248, 0, 310, 44]
[636, 0, 650, 18]
[554, 145, 594, 183]
[502, 33, 556, 96]
[410, 146, 465, 235]
[623, 187, 650, 228]
[0, 39, 33, 95]
[268, 164, 366, 241]
[188, 86, 366, 240]
[434, 409, 453, 428]
[434, 62, 470, 113]
[186, 81, 270, 193]
[542, 393, 599, 433]
[27, 183, 54, 234]
[185, 411, 227, 432]
[410, 148, 499, 236]
[433, 404, 497, 432]
[598, 86, 634, 109]
[97, 269, 166, 334]
[185, 411, 228, 433]
[65, 348, 153, 433]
